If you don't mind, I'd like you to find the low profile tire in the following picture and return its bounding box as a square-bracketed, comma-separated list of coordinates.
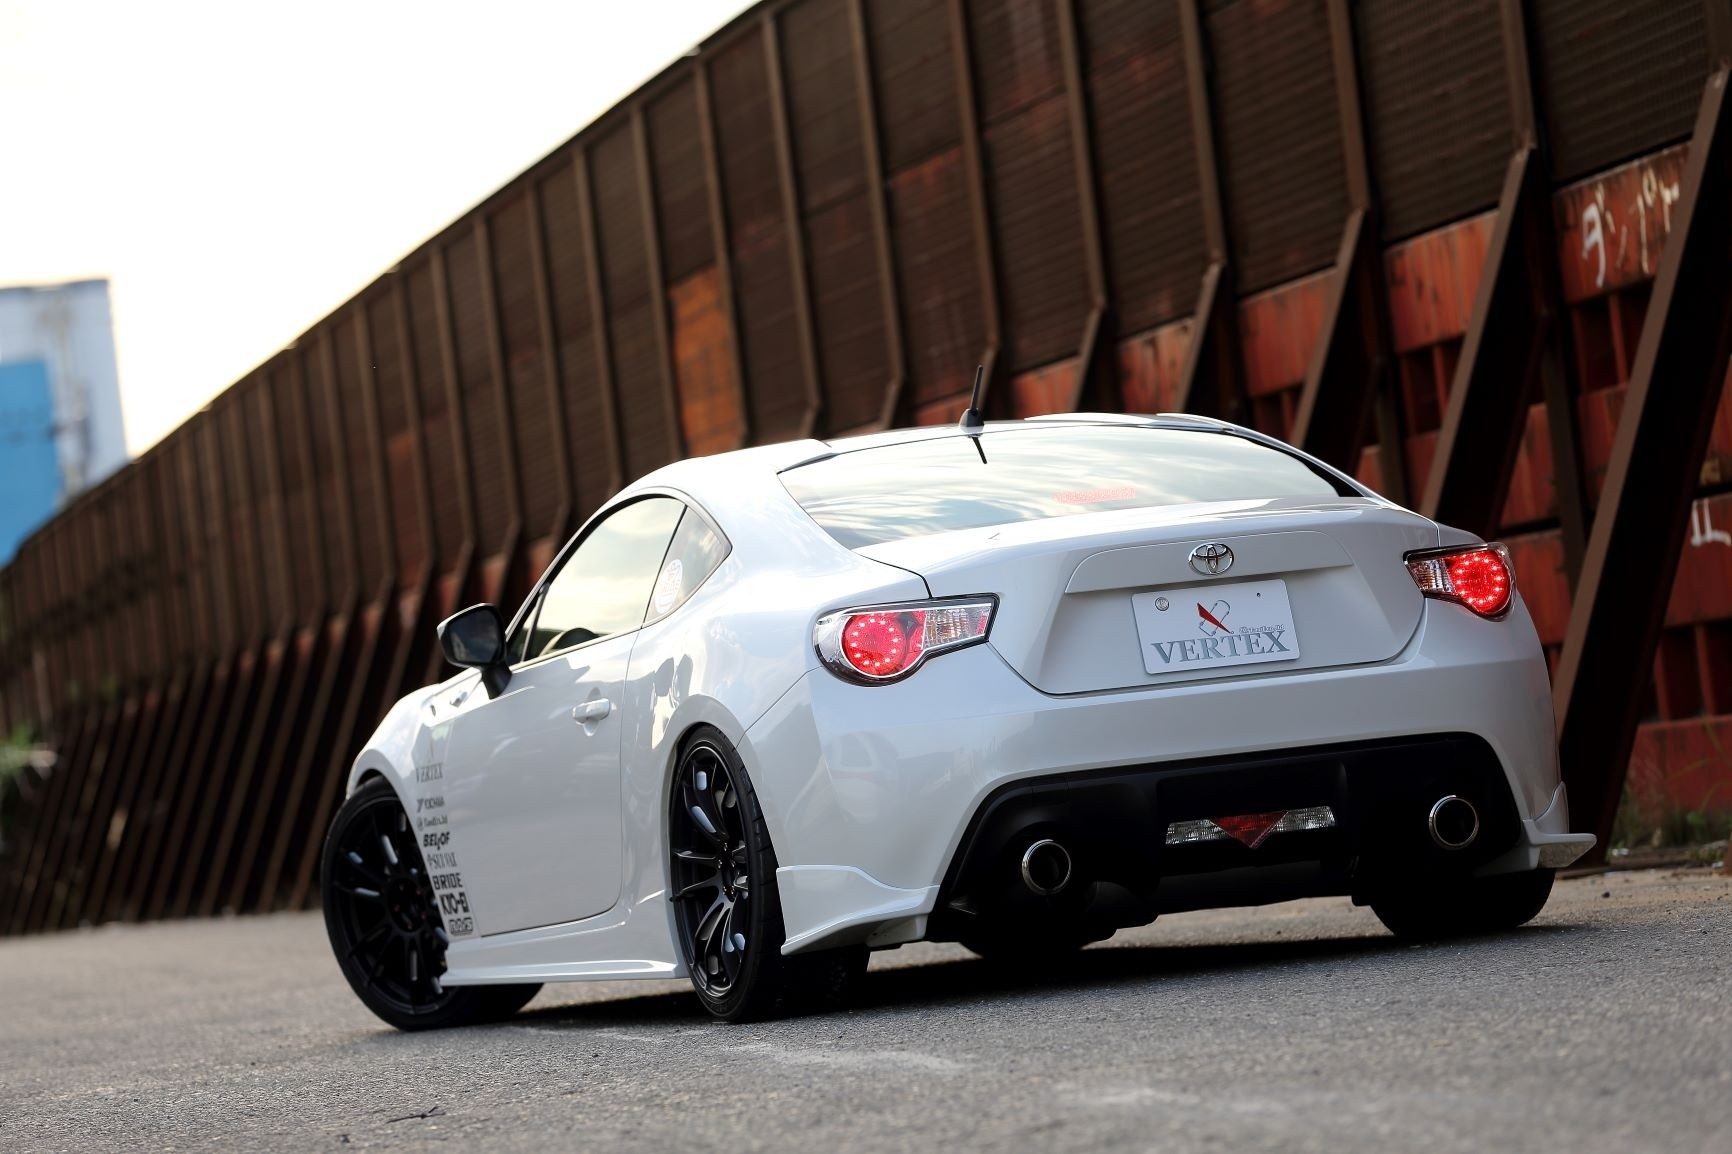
[322, 777, 541, 1031]
[1370, 868, 1555, 941]
[668, 727, 868, 1022]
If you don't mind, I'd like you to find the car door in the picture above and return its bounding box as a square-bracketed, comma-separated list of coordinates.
[438, 496, 685, 935]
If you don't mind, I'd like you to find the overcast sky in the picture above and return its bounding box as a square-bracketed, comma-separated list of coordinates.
[0, 0, 750, 453]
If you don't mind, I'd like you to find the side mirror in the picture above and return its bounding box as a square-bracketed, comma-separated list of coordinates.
[437, 604, 511, 695]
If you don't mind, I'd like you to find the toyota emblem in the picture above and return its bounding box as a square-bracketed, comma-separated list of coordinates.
[1188, 542, 1234, 576]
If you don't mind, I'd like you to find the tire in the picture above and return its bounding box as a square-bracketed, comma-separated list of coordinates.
[667, 727, 868, 1022]
[1370, 868, 1555, 941]
[322, 777, 541, 1031]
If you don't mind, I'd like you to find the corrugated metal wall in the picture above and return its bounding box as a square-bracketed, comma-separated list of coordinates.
[2, 0, 1728, 932]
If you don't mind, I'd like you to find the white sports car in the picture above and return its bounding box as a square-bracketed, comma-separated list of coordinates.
[322, 413, 1595, 1029]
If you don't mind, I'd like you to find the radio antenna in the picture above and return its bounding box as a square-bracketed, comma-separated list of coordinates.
[958, 364, 986, 433]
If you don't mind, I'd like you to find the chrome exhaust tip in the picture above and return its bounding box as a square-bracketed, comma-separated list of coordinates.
[1020, 839, 1073, 896]
[1428, 795, 1480, 850]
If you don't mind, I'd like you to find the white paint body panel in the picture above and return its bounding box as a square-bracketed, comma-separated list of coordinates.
[341, 416, 1590, 986]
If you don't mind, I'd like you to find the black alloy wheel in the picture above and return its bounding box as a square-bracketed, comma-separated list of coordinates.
[669, 737, 755, 998]
[322, 777, 539, 1031]
[667, 727, 867, 1022]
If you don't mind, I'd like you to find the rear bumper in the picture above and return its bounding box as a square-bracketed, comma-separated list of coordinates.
[742, 597, 1591, 953]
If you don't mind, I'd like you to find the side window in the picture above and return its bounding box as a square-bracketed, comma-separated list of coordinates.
[645, 509, 730, 625]
[521, 497, 684, 662]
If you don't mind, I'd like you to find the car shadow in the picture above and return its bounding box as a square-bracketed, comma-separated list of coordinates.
[508, 921, 1588, 1030]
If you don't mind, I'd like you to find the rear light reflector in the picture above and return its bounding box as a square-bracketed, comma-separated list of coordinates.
[814, 597, 995, 684]
[1405, 543, 1514, 618]
[1165, 806, 1337, 848]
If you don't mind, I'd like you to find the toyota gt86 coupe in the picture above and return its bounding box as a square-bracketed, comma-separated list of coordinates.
[322, 413, 1595, 1029]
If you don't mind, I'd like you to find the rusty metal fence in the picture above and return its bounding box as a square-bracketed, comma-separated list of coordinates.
[4, 0, 1731, 933]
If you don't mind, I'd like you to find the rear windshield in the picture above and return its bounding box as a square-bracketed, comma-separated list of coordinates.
[780, 425, 1355, 548]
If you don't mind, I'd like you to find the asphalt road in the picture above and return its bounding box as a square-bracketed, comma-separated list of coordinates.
[3, 868, 1729, 1153]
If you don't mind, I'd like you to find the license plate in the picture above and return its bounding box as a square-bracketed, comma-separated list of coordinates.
[1131, 579, 1299, 675]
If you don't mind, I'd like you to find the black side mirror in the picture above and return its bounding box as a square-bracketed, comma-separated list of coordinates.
[437, 604, 511, 695]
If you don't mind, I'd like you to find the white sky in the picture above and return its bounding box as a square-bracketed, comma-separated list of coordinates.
[0, 0, 751, 454]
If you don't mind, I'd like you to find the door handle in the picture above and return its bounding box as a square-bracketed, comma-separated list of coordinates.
[572, 698, 612, 723]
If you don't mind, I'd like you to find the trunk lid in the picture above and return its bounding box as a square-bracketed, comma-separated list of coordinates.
[858, 496, 1438, 695]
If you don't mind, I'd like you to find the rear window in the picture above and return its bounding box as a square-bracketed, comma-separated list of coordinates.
[780, 425, 1355, 548]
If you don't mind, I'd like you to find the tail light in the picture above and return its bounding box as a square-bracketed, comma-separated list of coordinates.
[1405, 543, 1514, 618]
[814, 596, 996, 684]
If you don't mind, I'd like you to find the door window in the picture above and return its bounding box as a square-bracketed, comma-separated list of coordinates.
[519, 496, 684, 662]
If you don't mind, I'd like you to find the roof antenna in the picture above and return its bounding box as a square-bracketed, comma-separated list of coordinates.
[958, 364, 986, 434]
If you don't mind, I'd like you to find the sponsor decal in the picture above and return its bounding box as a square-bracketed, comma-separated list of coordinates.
[412, 719, 477, 939]
[652, 558, 684, 615]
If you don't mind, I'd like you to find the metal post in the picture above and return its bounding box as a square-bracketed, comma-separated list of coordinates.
[1423, 0, 1587, 572]
[948, 0, 1003, 410]
[1055, 0, 1115, 411]
[575, 148, 628, 488]
[1290, 0, 1405, 499]
[694, 59, 752, 447]
[473, 216, 525, 601]
[1176, 0, 1244, 418]
[634, 106, 688, 462]
[847, 0, 908, 430]
[762, 11, 825, 437]
[1554, 67, 1732, 855]
[523, 181, 578, 540]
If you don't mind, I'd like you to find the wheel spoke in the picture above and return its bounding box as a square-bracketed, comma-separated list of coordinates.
[334, 882, 383, 902]
[346, 920, 389, 960]
[694, 893, 728, 946]
[343, 855, 389, 889]
[673, 874, 723, 902]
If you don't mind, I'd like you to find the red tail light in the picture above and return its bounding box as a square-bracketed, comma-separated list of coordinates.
[1405, 543, 1514, 618]
[814, 597, 996, 684]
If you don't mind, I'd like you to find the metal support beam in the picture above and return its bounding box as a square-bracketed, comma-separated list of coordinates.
[846, 0, 908, 431]
[762, 11, 825, 437]
[1421, 0, 1588, 576]
[1292, 0, 1404, 499]
[694, 59, 751, 448]
[523, 182, 577, 540]
[1554, 67, 1732, 855]
[1419, 150, 1548, 535]
[634, 106, 688, 463]
[1708, 0, 1732, 68]
[430, 244, 479, 583]
[1175, 0, 1243, 418]
[473, 216, 525, 572]
[575, 148, 628, 488]
[1055, 0, 1116, 411]
[948, 0, 1003, 410]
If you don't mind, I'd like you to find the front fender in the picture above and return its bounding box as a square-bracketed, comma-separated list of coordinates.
[344, 678, 458, 798]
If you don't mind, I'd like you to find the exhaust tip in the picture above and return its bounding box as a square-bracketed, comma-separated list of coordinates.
[1020, 839, 1073, 896]
[1428, 795, 1480, 850]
